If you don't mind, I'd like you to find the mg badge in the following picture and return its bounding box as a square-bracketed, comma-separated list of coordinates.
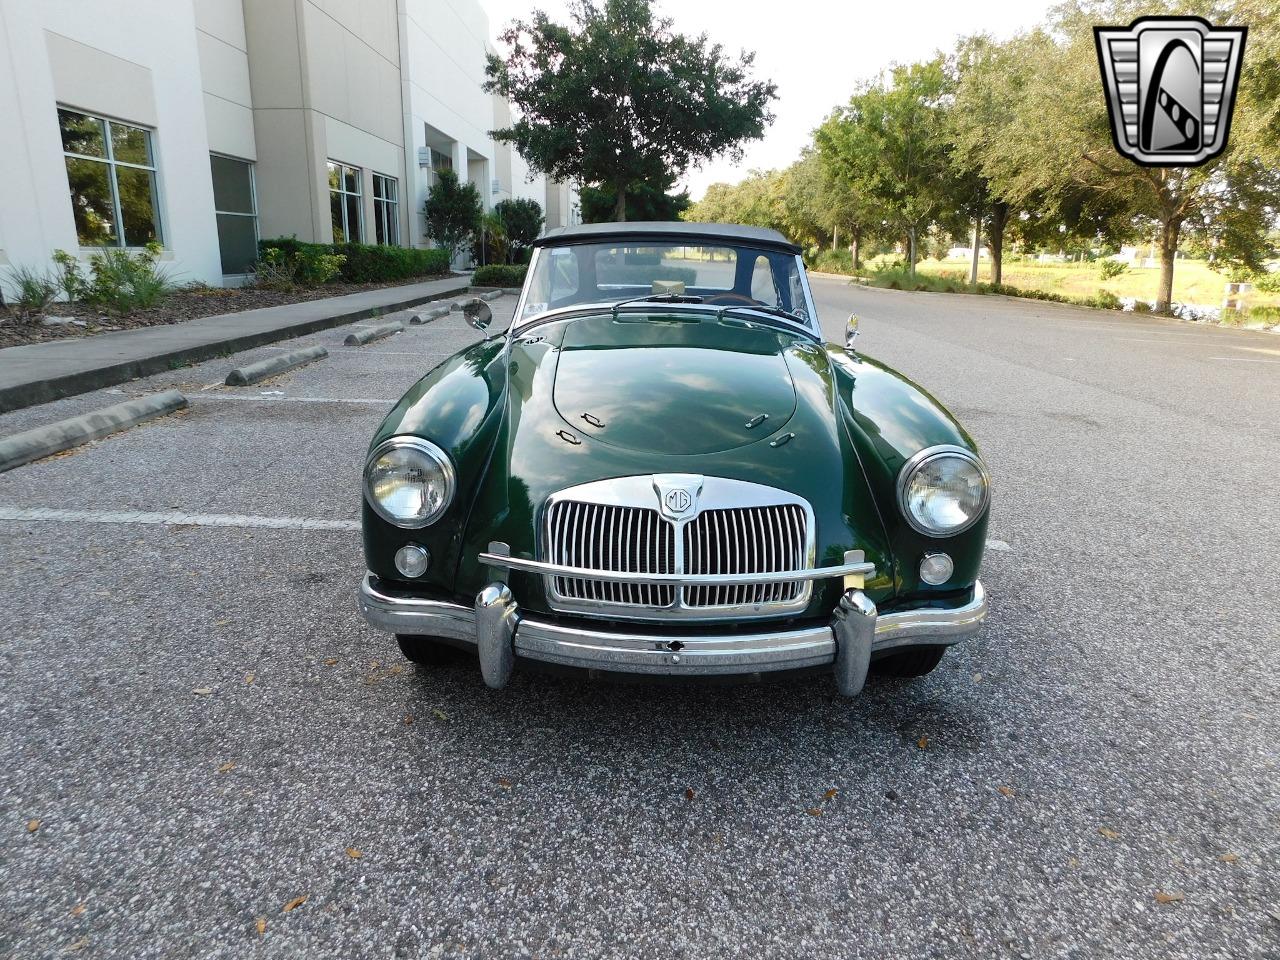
[1094, 16, 1246, 167]
[652, 474, 703, 520]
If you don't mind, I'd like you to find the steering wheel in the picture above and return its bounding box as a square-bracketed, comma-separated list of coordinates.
[702, 293, 759, 306]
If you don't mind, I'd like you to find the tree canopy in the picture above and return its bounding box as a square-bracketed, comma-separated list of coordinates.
[493, 198, 544, 260]
[580, 171, 690, 223]
[424, 169, 482, 264]
[815, 60, 954, 276]
[484, 0, 776, 221]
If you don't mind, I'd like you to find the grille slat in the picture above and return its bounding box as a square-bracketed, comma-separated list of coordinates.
[682, 504, 806, 609]
[545, 493, 808, 615]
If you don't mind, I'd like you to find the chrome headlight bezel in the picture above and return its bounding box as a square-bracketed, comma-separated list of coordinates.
[896, 445, 990, 537]
[363, 436, 456, 529]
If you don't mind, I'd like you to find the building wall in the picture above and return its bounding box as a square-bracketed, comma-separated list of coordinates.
[0, 0, 223, 285]
[244, 0, 407, 246]
[195, 0, 255, 160]
[0, 0, 565, 294]
[401, 0, 496, 253]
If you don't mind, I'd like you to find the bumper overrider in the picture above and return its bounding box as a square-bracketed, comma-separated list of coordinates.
[357, 549, 986, 697]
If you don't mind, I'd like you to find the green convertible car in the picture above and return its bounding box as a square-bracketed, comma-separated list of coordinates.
[357, 222, 988, 696]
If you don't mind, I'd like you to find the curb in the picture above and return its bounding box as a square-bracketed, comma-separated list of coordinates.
[0, 281, 468, 415]
[225, 345, 328, 385]
[344, 320, 404, 346]
[409, 306, 450, 325]
[0, 390, 187, 473]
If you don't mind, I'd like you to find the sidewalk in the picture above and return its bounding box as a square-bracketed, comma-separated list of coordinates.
[0, 276, 469, 413]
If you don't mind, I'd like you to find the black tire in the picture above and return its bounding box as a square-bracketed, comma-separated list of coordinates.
[395, 634, 465, 666]
[872, 645, 947, 678]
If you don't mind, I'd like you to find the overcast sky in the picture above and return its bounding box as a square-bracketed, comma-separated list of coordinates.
[480, 0, 1059, 200]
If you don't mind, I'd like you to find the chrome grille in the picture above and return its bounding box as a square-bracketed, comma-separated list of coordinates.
[542, 477, 813, 620]
[546, 500, 677, 608]
[683, 504, 807, 608]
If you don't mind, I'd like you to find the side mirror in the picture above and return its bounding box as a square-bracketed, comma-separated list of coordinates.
[845, 313, 860, 352]
[463, 299, 493, 334]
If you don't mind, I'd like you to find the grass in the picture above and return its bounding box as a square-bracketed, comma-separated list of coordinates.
[862, 255, 1280, 310]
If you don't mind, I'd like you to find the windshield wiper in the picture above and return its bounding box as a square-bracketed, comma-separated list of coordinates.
[610, 293, 704, 316]
[715, 303, 807, 325]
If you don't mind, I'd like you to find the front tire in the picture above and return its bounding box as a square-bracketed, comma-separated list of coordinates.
[396, 634, 465, 666]
[872, 645, 947, 678]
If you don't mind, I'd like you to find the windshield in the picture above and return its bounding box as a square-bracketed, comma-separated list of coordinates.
[518, 241, 813, 328]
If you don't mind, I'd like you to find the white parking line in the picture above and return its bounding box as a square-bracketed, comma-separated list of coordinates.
[0, 506, 359, 530]
[1207, 356, 1280, 364]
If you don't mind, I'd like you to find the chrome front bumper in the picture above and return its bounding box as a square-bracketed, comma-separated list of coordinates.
[357, 574, 987, 697]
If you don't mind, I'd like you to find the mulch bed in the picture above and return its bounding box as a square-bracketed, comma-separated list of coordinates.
[0, 276, 463, 349]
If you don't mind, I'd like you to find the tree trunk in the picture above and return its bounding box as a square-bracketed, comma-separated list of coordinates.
[1156, 216, 1182, 314]
[851, 225, 861, 273]
[969, 215, 981, 287]
[613, 181, 627, 222]
[832, 224, 840, 252]
[989, 202, 1007, 286]
[908, 226, 917, 280]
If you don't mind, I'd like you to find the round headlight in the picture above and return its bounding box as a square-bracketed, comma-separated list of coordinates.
[898, 446, 989, 537]
[364, 437, 455, 528]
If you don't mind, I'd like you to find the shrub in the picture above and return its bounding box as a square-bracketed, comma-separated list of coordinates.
[424, 169, 482, 263]
[252, 246, 345, 290]
[493, 198, 544, 261]
[1093, 288, 1122, 310]
[84, 242, 177, 313]
[51, 249, 88, 301]
[1098, 258, 1128, 280]
[869, 265, 965, 293]
[259, 239, 449, 284]
[811, 249, 856, 275]
[2, 264, 59, 317]
[472, 264, 527, 288]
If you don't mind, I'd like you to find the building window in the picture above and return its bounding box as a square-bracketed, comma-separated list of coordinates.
[427, 148, 452, 186]
[210, 155, 258, 274]
[59, 107, 161, 247]
[328, 161, 362, 243]
[372, 174, 399, 246]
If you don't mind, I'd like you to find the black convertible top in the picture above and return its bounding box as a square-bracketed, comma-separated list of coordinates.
[533, 221, 802, 256]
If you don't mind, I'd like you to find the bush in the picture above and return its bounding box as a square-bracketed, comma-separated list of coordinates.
[811, 249, 856, 275]
[1098, 258, 1128, 280]
[84, 242, 177, 313]
[252, 246, 345, 290]
[472, 264, 527, 287]
[493, 198, 544, 261]
[259, 239, 449, 284]
[870, 265, 966, 293]
[424, 169, 482, 264]
[1093, 288, 1122, 310]
[51, 249, 88, 302]
[2, 263, 59, 317]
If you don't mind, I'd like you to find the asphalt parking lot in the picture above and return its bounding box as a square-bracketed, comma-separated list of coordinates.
[2, 280, 1277, 959]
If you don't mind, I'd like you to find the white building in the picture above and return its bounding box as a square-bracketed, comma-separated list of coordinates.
[0, 0, 577, 289]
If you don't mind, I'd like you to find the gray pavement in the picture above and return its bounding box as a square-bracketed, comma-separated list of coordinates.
[1, 283, 1277, 959]
[0, 275, 469, 413]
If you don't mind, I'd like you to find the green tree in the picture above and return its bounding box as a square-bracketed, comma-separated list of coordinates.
[683, 169, 786, 233]
[815, 60, 953, 279]
[975, 2, 1277, 312]
[493, 198, 544, 261]
[580, 172, 690, 223]
[484, 0, 776, 221]
[424, 168, 482, 264]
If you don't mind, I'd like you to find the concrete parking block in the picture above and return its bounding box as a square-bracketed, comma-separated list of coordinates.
[344, 320, 405, 346]
[409, 306, 451, 325]
[224, 345, 328, 385]
[0, 389, 187, 473]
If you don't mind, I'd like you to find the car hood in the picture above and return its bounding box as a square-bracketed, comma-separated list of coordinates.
[549, 313, 798, 455]
[449, 309, 896, 615]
